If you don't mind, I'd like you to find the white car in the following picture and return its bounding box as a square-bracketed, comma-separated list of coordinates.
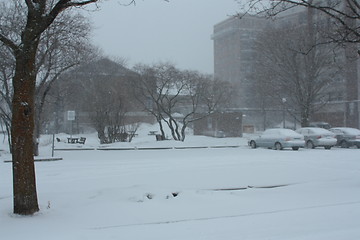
[296, 127, 337, 149]
[248, 128, 305, 151]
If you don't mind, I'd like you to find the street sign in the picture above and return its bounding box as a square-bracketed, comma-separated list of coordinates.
[67, 111, 76, 121]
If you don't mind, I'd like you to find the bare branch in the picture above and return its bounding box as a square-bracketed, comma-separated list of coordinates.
[0, 34, 18, 52]
[241, 0, 360, 44]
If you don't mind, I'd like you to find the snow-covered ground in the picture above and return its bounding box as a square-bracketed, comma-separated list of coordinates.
[1, 128, 360, 240]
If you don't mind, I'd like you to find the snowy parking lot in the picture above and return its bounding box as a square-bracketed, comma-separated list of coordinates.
[1, 137, 360, 240]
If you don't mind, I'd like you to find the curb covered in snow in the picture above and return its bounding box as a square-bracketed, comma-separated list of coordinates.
[4, 157, 63, 163]
[54, 148, 96, 151]
[97, 145, 242, 151]
[52, 145, 243, 151]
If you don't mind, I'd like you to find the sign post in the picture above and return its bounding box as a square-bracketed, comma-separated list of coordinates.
[67, 111, 76, 138]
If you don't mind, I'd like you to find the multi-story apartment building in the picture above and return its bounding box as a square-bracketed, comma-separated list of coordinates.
[213, 15, 267, 109]
[212, 7, 360, 130]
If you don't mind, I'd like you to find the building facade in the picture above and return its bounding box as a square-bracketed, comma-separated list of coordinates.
[213, 15, 267, 109]
[213, 8, 360, 130]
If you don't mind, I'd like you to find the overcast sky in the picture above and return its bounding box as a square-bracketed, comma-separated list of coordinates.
[88, 0, 241, 74]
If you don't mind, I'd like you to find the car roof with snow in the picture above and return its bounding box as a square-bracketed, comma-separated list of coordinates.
[264, 128, 302, 136]
[297, 127, 334, 134]
[330, 127, 360, 135]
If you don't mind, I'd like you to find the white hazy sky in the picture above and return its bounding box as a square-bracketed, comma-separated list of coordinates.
[88, 0, 241, 74]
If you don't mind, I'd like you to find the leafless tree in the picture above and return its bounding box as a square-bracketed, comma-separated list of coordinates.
[0, 0, 101, 216]
[53, 58, 137, 144]
[0, 40, 14, 150]
[0, 12, 92, 155]
[133, 63, 234, 141]
[184, 73, 234, 141]
[252, 20, 342, 126]
[33, 13, 93, 155]
[238, 0, 360, 45]
[85, 75, 129, 144]
[132, 63, 170, 140]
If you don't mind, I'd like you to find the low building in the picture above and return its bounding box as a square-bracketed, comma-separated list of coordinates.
[193, 111, 243, 137]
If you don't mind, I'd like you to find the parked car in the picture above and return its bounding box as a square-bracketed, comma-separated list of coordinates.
[309, 122, 331, 129]
[329, 127, 360, 148]
[296, 127, 337, 149]
[248, 128, 305, 150]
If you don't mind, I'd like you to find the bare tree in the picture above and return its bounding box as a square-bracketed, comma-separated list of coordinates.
[85, 75, 129, 144]
[0, 10, 92, 155]
[152, 63, 187, 141]
[0, 41, 14, 151]
[54, 58, 137, 144]
[238, 0, 360, 127]
[239, 0, 360, 45]
[132, 63, 170, 140]
[0, 0, 101, 216]
[159, 70, 233, 141]
[252, 21, 342, 126]
[133, 63, 234, 141]
[180, 73, 234, 141]
[33, 12, 93, 155]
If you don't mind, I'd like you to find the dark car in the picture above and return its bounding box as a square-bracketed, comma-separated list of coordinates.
[309, 122, 331, 130]
[329, 127, 360, 148]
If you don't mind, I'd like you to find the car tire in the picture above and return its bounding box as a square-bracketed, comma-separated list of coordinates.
[340, 141, 349, 148]
[274, 142, 282, 150]
[250, 141, 257, 149]
[292, 147, 299, 151]
[324, 146, 332, 150]
[306, 140, 315, 149]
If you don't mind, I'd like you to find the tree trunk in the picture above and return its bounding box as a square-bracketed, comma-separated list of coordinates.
[33, 91, 47, 156]
[158, 118, 166, 139]
[97, 126, 107, 144]
[173, 119, 181, 140]
[180, 124, 187, 142]
[300, 108, 310, 127]
[11, 50, 39, 215]
[166, 118, 179, 141]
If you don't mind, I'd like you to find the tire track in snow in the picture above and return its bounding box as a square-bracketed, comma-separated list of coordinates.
[89, 200, 360, 230]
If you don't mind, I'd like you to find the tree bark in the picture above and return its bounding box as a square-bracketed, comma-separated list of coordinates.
[157, 118, 166, 139]
[12, 47, 39, 215]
